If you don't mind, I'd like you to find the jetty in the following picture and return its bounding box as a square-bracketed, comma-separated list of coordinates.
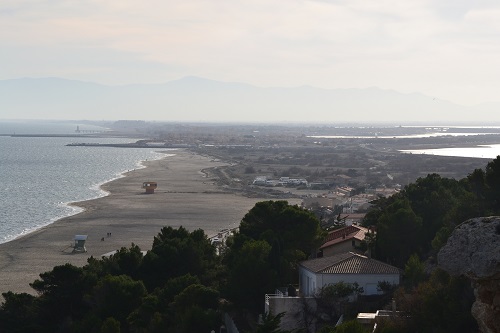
[66, 141, 195, 148]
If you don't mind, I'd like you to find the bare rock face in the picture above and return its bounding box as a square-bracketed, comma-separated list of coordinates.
[438, 217, 500, 333]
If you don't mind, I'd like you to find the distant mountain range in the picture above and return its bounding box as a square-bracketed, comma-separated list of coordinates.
[1, 76, 498, 124]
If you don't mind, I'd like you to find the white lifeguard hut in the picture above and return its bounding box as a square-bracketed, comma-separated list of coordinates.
[142, 181, 157, 194]
[73, 235, 88, 253]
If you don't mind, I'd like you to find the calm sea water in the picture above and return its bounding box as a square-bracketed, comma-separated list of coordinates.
[400, 144, 500, 159]
[0, 121, 172, 244]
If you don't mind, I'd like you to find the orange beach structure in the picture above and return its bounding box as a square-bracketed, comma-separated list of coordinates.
[142, 182, 158, 194]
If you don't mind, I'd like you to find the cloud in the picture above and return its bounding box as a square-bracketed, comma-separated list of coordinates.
[1, 0, 500, 105]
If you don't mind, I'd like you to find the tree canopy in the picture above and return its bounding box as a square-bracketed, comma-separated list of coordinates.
[1, 228, 224, 333]
[365, 156, 500, 266]
[239, 200, 325, 258]
[225, 200, 325, 314]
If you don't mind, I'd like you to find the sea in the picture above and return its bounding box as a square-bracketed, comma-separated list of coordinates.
[0, 120, 173, 244]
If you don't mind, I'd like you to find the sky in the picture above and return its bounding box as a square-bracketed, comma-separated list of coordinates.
[1, 0, 500, 107]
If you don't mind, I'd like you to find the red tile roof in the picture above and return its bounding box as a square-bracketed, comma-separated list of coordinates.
[300, 252, 400, 275]
[320, 225, 370, 249]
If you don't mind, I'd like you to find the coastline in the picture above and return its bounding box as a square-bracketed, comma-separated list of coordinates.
[0, 150, 171, 246]
[0, 150, 283, 296]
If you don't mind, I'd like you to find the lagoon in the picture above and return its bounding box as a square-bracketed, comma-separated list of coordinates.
[400, 144, 500, 160]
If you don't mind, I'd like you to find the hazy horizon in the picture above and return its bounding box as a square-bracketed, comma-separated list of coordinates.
[3, 76, 500, 124]
[2, 1, 500, 122]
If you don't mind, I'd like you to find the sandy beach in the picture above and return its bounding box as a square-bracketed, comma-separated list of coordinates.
[0, 150, 295, 296]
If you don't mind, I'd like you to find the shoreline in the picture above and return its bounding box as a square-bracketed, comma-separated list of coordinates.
[0, 150, 286, 296]
[0, 150, 171, 246]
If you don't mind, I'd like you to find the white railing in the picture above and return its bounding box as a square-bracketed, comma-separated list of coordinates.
[265, 288, 288, 306]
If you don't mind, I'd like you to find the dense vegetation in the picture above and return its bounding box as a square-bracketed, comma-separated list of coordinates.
[3, 157, 500, 333]
[354, 157, 500, 333]
[364, 156, 500, 268]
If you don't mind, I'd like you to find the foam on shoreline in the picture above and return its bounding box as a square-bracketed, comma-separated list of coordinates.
[0, 151, 176, 245]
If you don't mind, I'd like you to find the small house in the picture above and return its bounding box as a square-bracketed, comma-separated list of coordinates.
[299, 252, 400, 296]
[320, 225, 371, 257]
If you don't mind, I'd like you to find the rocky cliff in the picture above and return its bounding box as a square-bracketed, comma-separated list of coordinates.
[438, 216, 500, 333]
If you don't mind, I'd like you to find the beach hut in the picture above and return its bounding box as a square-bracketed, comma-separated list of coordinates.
[142, 181, 158, 194]
[73, 235, 88, 253]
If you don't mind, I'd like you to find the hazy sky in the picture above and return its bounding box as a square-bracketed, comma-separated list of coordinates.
[2, 0, 500, 106]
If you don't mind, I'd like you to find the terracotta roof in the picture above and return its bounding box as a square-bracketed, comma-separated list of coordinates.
[320, 225, 370, 249]
[324, 225, 360, 242]
[300, 252, 400, 275]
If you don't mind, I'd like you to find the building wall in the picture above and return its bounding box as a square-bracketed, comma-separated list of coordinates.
[224, 313, 240, 333]
[299, 268, 318, 297]
[299, 268, 399, 296]
[322, 240, 358, 257]
[267, 296, 318, 333]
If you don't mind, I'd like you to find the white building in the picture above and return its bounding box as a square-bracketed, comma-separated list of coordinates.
[299, 252, 400, 296]
[252, 176, 268, 185]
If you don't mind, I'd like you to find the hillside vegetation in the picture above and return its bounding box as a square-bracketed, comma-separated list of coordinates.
[3, 156, 500, 332]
